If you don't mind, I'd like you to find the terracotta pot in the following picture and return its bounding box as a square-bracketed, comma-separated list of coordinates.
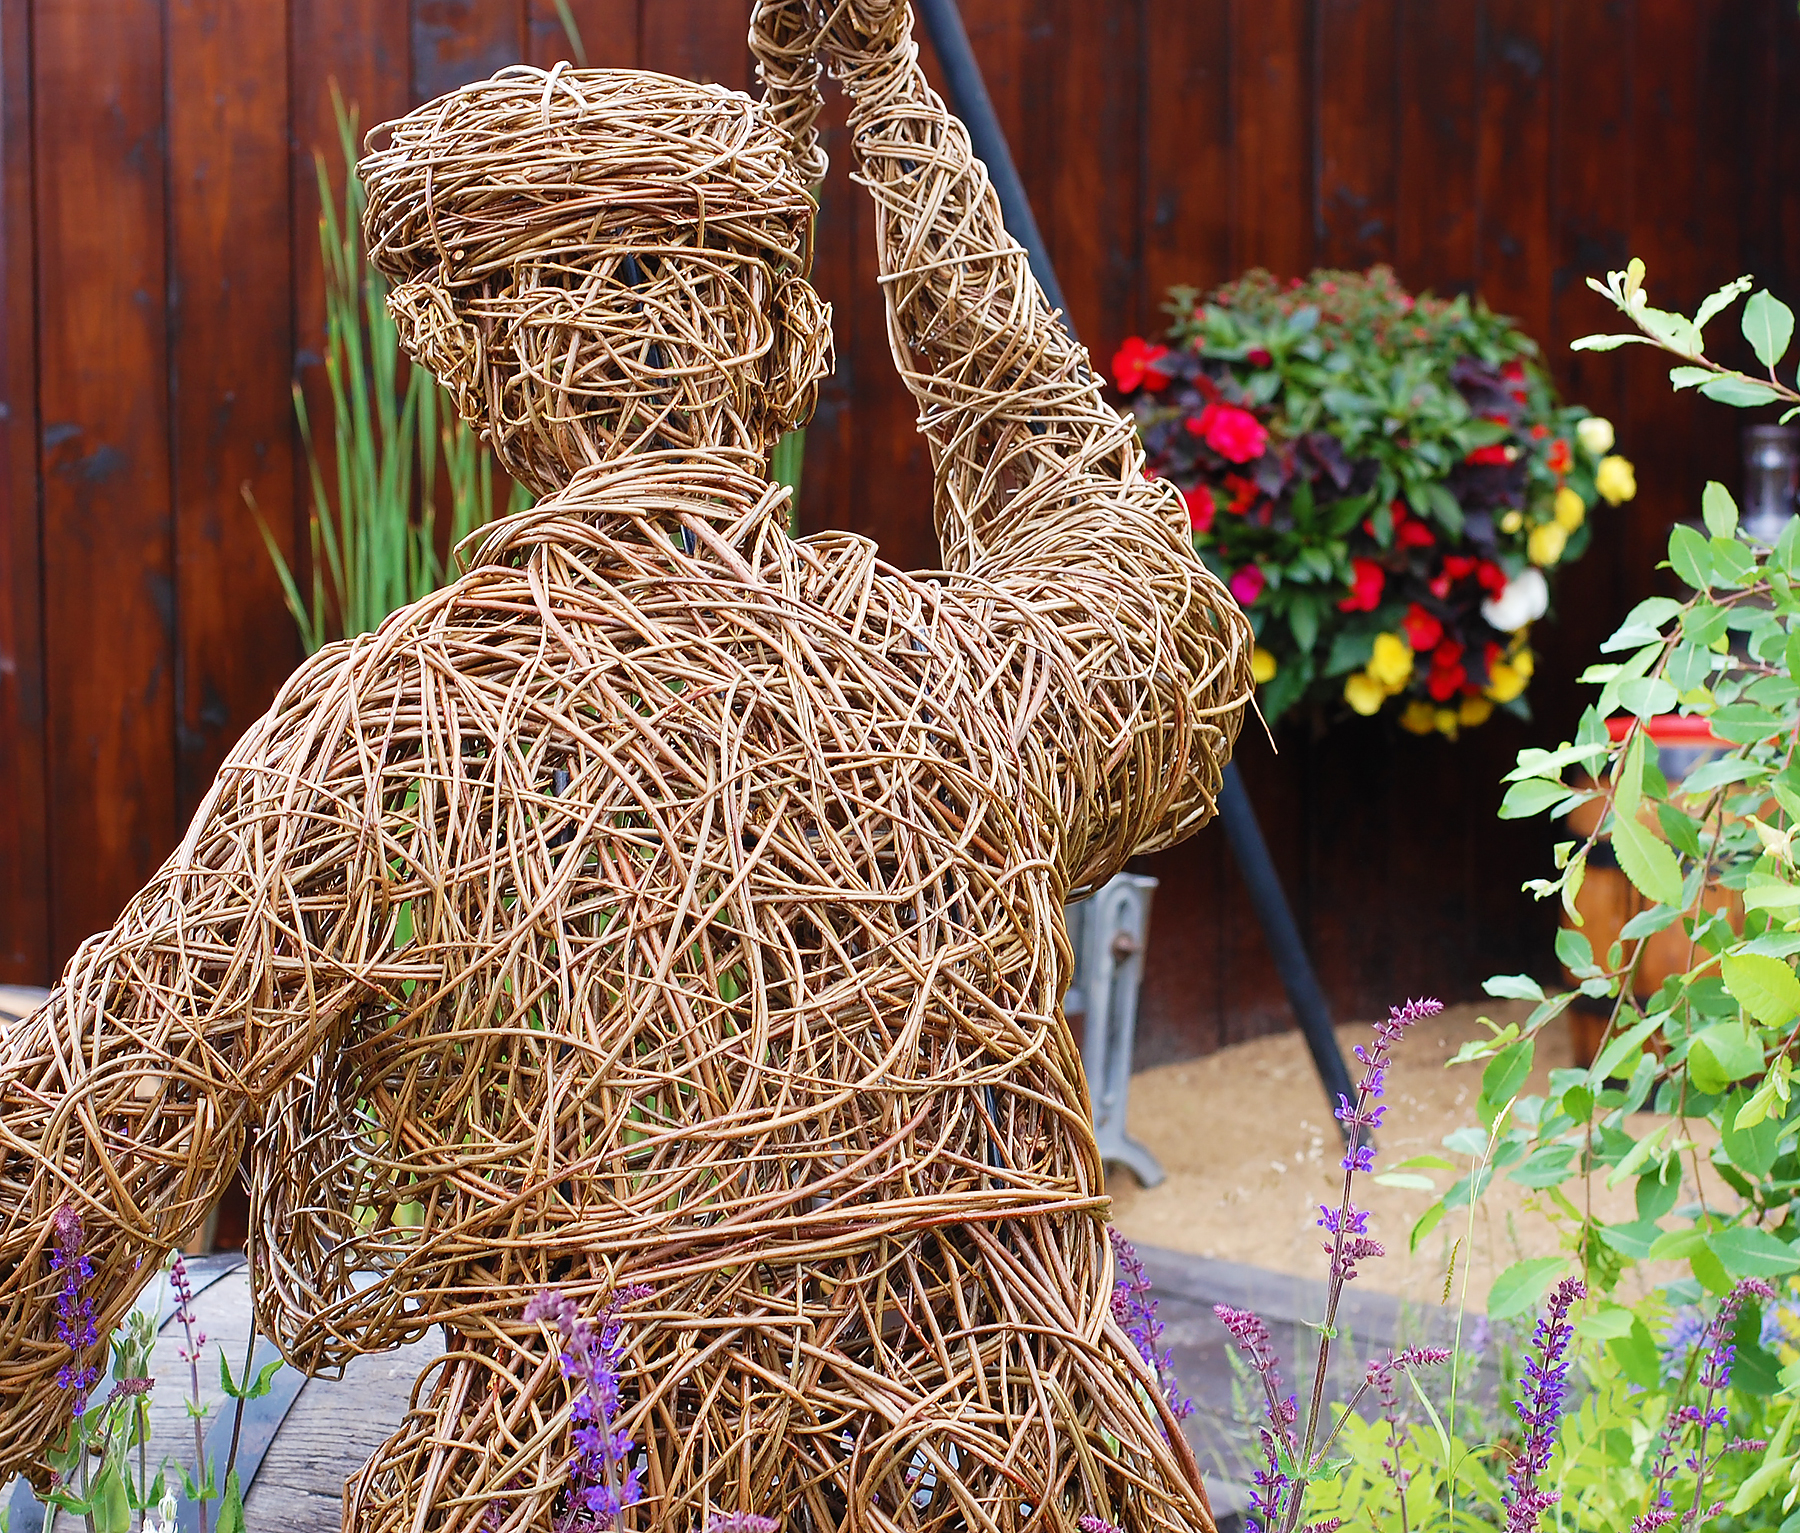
[1561, 715, 1746, 1068]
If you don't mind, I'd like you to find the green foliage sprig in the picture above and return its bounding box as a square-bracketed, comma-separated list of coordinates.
[1412, 261, 1800, 1528]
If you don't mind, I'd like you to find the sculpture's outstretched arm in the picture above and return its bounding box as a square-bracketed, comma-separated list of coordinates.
[754, 0, 1256, 887]
[0, 644, 417, 1472]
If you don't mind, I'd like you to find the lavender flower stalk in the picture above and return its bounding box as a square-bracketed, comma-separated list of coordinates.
[49, 1205, 99, 1415]
[525, 1283, 653, 1531]
[1300, 998, 1441, 1472]
[171, 1253, 212, 1533]
[1108, 1228, 1194, 1425]
[1502, 1275, 1585, 1533]
[1213, 1303, 1298, 1532]
[1632, 1277, 1775, 1533]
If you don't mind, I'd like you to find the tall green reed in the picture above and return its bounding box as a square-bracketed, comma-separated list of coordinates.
[249, 86, 529, 655]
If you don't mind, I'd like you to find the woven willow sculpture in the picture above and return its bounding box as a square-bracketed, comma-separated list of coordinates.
[0, 2, 1252, 1528]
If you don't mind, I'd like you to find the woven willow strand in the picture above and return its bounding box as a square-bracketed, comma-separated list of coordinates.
[0, 3, 1251, 1529]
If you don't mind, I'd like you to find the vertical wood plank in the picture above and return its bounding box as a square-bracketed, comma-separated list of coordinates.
[641, 0, 750, 88]
[1314, 0, 1400, 270]
[1140, 0, 1232, 313]
[166, 0, 298, 820]
[1474, 0, 1554, 346]
[0, 0, 48, 981]
[1394, 0, 1479, 294]
[412, 0, 527, 102]
[527, 0, 639, 68]
[1043, 0, 1144, 362]
[33, 0, 176, 960]
[1231, 0, 1313, 277]
[290, 1, 411, 671]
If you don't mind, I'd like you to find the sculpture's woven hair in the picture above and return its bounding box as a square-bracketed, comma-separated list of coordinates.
[360, 66, 834, 493]
[0, 2, 1249, 1529]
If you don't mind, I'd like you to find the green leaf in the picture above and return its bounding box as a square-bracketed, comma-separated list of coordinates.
[1409, 1201, 1446, 1254]
[216, 1471, 246, 1533]
[1484, 973, 1545, 1001]
[1510, 1143, 1577, 1188]
[1590, 1013, 1664, 1084]
[1619, 677, 1678, 718]
[1482, 1038, 1535, 1109]
[1722, 951, 1800, 1027]
[1709, 702, 1783, 743]
[1724, 1088, 1785, 1177]
[1702, 480, 1741, 538]
[1611, 812, 1685, 908]
[1744, 289, 1796, 368]
[1689, 1022, 1767, 1094]
[1499, 778, 1572, 820]
[1572, 333, 1654, 352]
[1709, 1225, 1800, 1279]
[1668, 522, 1714, 590]
[1487, 1257, 1569, 1320]
[1700, 375, 1785, 407]
[1374, 1171, 1436, 1191]
[1696, 274, 1756, 331]
[1670, 365, 1715, 391]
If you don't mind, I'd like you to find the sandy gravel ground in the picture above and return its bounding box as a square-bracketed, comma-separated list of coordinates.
[1106, 1001, 1707, 1308]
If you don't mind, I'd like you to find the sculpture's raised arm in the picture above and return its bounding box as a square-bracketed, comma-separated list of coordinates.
[754, 0, 1256, 889]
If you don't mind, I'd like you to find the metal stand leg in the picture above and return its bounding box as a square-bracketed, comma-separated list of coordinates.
[1066, 875, 1164, 1188]
[913, 0, 1357, 1122]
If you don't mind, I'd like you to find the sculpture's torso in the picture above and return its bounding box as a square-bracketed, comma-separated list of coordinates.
[241, 464, 1104, 1369]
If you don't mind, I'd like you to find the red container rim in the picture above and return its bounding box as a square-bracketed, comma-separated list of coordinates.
[1605, 712, 1723, 745]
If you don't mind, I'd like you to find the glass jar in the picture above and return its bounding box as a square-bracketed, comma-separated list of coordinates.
[1742, 422, 1800, 544]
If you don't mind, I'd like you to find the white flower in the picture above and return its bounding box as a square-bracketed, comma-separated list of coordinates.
[145, 1491, 178, 1533]
[1575, 415, 1615, 457]
[1481, 567, 1549, 633]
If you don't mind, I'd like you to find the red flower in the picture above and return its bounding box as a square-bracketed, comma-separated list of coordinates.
[1476, 559, 1507, 595]
[1428, 571, 1452, 599]
[1183, 482, 1217, 533]
[1337, 557, 1385, 612]
[1401, 604, 1443, 653]
[1465, 444, 1512, 467]
[1501, 360, 1525, 381]
[1530, 423, 1549, 440]
[1222, 473, 1259, 516]
[1546, 437, 1572, 474]
[1187, 402, 1270, 463]
[1247, 347, 1274, 368]
[1427, 662, 1467, 702]
[1230, 565, 1266, 606]
[1113, 336, 1173, 392]
[1443, 555, 1478, 580]
[1396, 507, 1435, 549]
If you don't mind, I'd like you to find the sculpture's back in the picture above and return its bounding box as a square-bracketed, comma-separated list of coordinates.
[0, 4, 1252, 1527]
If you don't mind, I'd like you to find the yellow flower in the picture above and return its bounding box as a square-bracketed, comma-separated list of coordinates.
[1251, 646, 1278, 683]
[1576, 415, 1616, 456]
[1344, 671, 1386, 716]
[1528, 520, 1568, 566]
[1486, 660, 1526, 703]
[1513, 647, 1535, 680]
[1400, 700, 1437, 735]
[1553, 486, 1586, 532]
[1499, 509, 1525, 535]
[1435, 708, 1459, 738]
[1459, 695, 1494, 728]
[1368, 632, 1415, 693]
[1595, 454, 1637, 505]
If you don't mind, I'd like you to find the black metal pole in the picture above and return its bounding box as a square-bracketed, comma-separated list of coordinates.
[912, 0, 1357, 1119]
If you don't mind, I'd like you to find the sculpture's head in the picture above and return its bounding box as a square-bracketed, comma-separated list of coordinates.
[360, 66, 832, 495]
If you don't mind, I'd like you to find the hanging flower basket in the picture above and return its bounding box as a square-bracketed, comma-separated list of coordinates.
[1115, 265, 1638, 736]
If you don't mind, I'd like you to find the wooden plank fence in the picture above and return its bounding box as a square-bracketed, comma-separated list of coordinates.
[2, 0, 1798, 1060]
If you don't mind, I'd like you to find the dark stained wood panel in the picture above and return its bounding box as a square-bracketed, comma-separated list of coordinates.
[413, 0, 527, 102]
[167, 0, 299, 820]
[4, 0, 1800, 1072]
[1314, 0, 1400, 271]
[0, 0, 46, 983]
[32, 0, 177, 957]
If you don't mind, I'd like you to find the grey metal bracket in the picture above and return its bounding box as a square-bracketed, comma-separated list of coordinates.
[1065, 873, 1164, 1188]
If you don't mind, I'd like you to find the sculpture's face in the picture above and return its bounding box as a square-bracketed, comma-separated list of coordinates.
[361, 67, 834, 494]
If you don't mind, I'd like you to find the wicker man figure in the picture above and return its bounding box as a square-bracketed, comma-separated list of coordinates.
[0, 2, 1251, 1528]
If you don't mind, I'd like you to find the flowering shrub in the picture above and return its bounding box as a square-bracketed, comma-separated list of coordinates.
[1402, 260, 1800, 1530]
[1115, 266, 1637, 733]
